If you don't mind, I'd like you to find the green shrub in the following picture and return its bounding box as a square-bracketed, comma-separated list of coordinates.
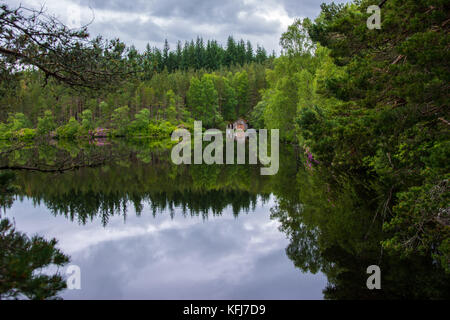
[0, 113, 33, 140]
[128, 109, 150, 136]
[159, 121, 176, 136]
[147, 121, 176, 138]
[7, 113, 31, 132]
[147, 122, 163, 137]
[37, 110, 57, 136]
[16, 128, 36, 141]
[80, 109, 94, 132]
[56, 117, 81, 139]
[111, 106, 130, 137]
[0, 123, 12, 140]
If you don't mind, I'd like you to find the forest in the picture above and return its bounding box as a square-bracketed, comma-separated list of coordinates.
[0, 0, 449, 299]
[0, 31, 273, 138]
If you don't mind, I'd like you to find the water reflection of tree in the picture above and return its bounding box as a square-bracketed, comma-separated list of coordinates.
[7, 141, 273, 224]
[0, 140, 125, 172]
[6, 141, 448, 298]
[271, 165, 450, 299]
[0, 171, 15, 211]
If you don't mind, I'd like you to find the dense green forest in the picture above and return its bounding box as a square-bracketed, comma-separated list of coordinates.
[0, 33, 272, 138]
[0, 60, 270, 138]
[0, 0, 449, 296]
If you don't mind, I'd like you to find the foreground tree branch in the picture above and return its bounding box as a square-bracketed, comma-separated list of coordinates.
[0, 162, 106, 172]
[0, 3, 137, 90]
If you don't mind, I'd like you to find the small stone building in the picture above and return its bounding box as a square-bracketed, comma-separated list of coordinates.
[232, 119, 248, 131]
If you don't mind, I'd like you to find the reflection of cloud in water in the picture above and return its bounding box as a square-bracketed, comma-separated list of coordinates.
[7, 196, 326, 299]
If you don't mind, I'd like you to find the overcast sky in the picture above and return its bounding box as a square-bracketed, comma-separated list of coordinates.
[7, 0, 350, 54]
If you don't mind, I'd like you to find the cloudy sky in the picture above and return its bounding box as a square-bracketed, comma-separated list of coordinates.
[7, 0, 349, 54]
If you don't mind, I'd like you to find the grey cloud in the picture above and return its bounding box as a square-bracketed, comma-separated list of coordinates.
[88, 18, 166, 43]
[80, 0, 249, 23]
[280, 0, 324, 18]
[77, 0, 154, 13]
[6, 0, 351, 56]
[227, 13, 283, 36]
[281, 0, 354, 18]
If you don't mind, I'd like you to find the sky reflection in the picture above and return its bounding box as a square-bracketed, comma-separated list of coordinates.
[6, 196, 326, 299]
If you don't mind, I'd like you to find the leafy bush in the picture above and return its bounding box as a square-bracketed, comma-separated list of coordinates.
[80, 109, 94, 133]
[16, 128, 36, 141]
[7, 113, 31, 132]
[37, 110, 56, 136]
[128, 109, 150, 136]
[148, 121, 176, 138]
[0, 122, 11, 140]
[0, 113, 34, 140]
[111, 106, 130, 137]
[56, 117, 81, 139]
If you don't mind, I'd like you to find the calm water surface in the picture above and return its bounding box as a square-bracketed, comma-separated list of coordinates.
[2, 139, 448, 299]
[8, 196, 326, 299]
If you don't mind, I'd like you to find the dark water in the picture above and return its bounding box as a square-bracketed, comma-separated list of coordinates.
[1, 139, 449, 299]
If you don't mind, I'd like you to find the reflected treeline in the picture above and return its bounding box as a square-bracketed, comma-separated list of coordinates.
[28, 190, 267, 225]
[271, 165, 450, 299]
[5, 139, 277, 223]
[0, 138, 174, 171]
[2, 139, 449, 299]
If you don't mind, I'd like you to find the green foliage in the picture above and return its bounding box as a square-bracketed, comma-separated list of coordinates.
[0, 3, 134, 90]
[80, 109, 94, 132]
[0, 171, 17, 209]
[205, 74, 238, 122]
[0, 171, 70, 300]
[1, 0, 449, 295]
[0, 113, 34, 140]
[3, 142, 449, 298]
[37, 111, 57, 136]
[280, 18, 315, 56]
[16, 128, 36, 141]
[0, 122, 11, 140]
[187, 75, 223, 128]
[233, 70, 250, 117]
[56, 117, 81, 139]
[220, 78, 238, 122]
[111, 106, 130, 137]
[165, 90, 178, 123]
[125, 108, 176, 138]
[1, 61, 269, 140]
[147, 121, 177, 138]
[267, 0, 450, 269]
[128, 109, 150, 136]
[0, 217, 70, 300]
[256, 20, 317, 141]
[249, 100, 266, 129]
[382, 178, 450, 273]
[7, 113, 31, 131]
[142, 35, 270, 73]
